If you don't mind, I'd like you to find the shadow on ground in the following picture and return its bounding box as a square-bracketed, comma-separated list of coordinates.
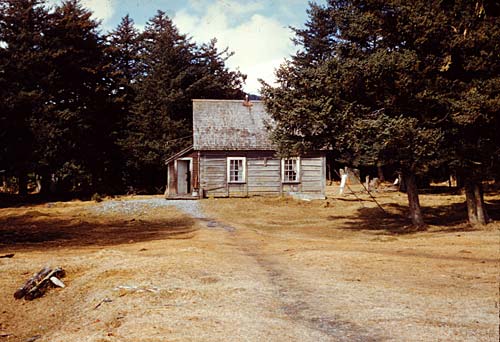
[331, 199, 500, 234]
[0, 193, 96, 209]
[0, 212, 197, 250]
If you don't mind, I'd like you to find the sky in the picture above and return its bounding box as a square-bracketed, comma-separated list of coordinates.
[47, 0, 327, 94]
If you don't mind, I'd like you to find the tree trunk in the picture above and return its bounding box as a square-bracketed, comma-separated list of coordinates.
[40, 174, 53, 197]
[18, 172, 27, 196]
[478, 184, 490, 223]
[473, 182, 489, 225]
[377, 164, 385, 182]
[404, 171, 425, 228]
[456, 173, 464, 188]
[398, 173, 406, 192]
[464, 180, 478, 224]
[464, 178, 489, 226]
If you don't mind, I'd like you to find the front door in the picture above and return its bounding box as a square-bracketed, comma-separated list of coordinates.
[177, 160, 191, 194]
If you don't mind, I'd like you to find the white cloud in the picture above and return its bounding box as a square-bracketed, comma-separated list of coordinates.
[46, 0, 116, 27]
[174, 1, 294, 94]
[81, 0, 116, 23]
[188, 0, 265, 15]
[133, 23, 146, 32]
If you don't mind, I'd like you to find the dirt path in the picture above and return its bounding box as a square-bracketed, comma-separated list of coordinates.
[234, 236, 382, 341]
[191, 215, 379, 341]
[200, 197, 500, 342]
[0, 195, 498, 341]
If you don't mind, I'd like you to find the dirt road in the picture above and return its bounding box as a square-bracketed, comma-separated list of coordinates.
[0, 194, 498, 341]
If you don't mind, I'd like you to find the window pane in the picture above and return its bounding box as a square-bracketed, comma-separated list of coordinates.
[229, 159, 244, 182]
[283, 159, 297, 182]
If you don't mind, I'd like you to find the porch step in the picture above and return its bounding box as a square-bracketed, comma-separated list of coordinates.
[165, 195, 200, 200]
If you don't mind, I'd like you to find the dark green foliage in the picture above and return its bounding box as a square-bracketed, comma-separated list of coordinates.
[264, 1, 449, 170]
[262, 0, 499, 226]
[121, 11, 197, 186]
[38, 0, 116, 194]
[444, 1, 500, 178]
[105, 14, 142, 190]
[120, 11, 245, 191]
[0, 2, 245, 196]
[0, 0, 50, 194]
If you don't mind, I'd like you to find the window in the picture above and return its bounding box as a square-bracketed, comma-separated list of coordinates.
[282, 158, 300, 182]
[227, 157, 246, 183]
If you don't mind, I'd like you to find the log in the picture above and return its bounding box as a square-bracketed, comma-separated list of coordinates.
[14, 266, 65, 300]
[0, 253, 14, 259]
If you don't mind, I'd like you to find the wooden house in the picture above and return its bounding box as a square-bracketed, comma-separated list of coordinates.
[165, 99, 326, 199]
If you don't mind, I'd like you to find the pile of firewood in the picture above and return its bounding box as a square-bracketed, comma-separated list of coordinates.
[14, 266, 66, 300]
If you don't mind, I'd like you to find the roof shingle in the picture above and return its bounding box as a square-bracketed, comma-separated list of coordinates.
[193, 99, 274, 150]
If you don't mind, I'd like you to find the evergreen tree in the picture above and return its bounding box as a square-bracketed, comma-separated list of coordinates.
[106, 15, 142, 189]
[36, 0, 115, 194]
[0, 0, 50, 195]
[193, 38, 246, 100]
[120, 11, 196, 191]
[1, 3, 246, 195]
[107, 15, 141, 112]
[262, 0, 499, 227]
[121, 11, 245, 191]
[442, 0, 500, 225]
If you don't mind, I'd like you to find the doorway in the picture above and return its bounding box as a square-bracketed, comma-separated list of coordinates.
[177, 159, 191, 195]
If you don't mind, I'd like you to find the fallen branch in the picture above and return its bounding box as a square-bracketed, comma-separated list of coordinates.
[25, 335, 42, 342]
[94, 297, 113, 310]
[14, 266, 66, 300]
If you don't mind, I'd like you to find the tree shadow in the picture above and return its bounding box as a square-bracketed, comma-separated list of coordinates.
[418, 186, 462, 195]
[0, 212, 198, 251]
[0, 192, 97, 209]
[328, 203, 412, 234]
[485, 199, 500, 221]
[335, 199, 500, 235]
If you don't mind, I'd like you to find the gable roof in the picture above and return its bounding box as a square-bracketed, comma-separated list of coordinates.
[192, 99, 275, 150]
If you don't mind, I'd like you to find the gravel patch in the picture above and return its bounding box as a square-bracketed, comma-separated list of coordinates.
[89, 198, 236, 231]
[90, 198, 206, 218]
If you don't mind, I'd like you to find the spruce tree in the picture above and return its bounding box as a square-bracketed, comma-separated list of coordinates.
[0, 0, 50, 195]
[120, 11, 196, 191]
[121, 11, 245, 191]
[442, 1, 500, 225]
[38, 0, 114, 194]
[106, 15, 142, 189]
[193, 38, 245, 100]
[107, 14, 141, 111]
[263, 0, 499, 227]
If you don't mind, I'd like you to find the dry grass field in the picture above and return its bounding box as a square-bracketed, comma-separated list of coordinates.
[0, 186, 498, 341]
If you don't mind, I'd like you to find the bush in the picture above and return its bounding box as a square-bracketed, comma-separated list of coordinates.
[91, 193, 103, 203]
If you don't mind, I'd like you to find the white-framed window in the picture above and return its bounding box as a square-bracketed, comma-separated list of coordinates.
[227, 157, 246, 183]
[282, 157, 300, 183]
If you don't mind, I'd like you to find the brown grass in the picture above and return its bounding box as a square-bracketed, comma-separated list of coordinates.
[0, 188, 498, 342]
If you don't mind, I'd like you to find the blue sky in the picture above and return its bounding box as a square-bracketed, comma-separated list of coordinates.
[48, 0, 327, 94]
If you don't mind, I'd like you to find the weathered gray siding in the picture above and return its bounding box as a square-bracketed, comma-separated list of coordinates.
[247, 158, 281, 195]
[300, 157, 325, 193]
[200, 154, 227, 197]
[228, 183, 246, 197]
[198, 151, 326, 199]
